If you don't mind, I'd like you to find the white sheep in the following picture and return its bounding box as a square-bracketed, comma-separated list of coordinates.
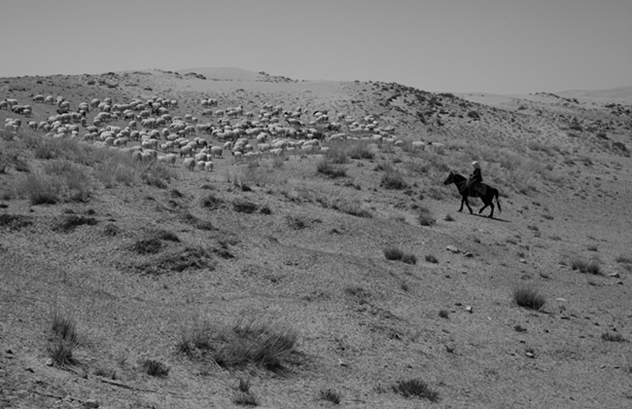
[182, 157, 196, 171]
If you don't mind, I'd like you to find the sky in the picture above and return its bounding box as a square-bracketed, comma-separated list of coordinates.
[0, 0, 630, 95]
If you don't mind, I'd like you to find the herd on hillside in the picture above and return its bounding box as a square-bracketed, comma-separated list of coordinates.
[2, 92, 442, 171]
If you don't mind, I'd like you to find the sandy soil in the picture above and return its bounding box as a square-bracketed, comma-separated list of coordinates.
[1, 68, 631, 408]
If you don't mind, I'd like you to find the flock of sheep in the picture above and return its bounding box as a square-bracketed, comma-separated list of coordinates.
[2, 90, 414, 173]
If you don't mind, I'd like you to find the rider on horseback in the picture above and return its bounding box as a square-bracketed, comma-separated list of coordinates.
[467, 161, 487, 196]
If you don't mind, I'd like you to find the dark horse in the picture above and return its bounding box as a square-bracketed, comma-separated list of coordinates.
[443, 171, 502, 218]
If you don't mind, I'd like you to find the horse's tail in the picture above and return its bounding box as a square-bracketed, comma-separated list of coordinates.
[495, 189, 502, 212]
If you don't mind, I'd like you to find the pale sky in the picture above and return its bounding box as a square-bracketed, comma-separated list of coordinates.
[0, 0, 630, 95]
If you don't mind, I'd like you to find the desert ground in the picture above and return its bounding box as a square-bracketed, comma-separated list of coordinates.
[1, 67, 631, 408]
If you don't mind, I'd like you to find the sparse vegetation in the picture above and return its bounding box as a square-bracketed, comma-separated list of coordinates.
[316, 158, 347, 178]
[140, 358, 170, 377]
[177, 316, 299, 374]
[513, 285, 546, 310]
[319, 388, 341, 404]
[601, 332, 627, 343]
[47, 310, 78, 367]
[392, 378, 439, 402]
[380, 170, 408, 189]
[426, 254, 439, 264]
[570, 257, 603, 275]
[384, 246, 417, 264]
[417, 207, 436, 226]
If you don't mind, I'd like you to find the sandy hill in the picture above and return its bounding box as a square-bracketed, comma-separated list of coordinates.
[1, 70, 632, 408]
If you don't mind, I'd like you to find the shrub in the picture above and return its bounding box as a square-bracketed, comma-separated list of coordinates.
[53, 215, 98, 232]
[384, 246, 404, 261]
[601, 332, 627, 343]
[417, 207, 436, 226]
[15, 173, 64, 204]
[380, 170, 407, 190]
[51, 310, 77, 344]
[140, 358, 170, 377]
[47, 339, 76, 367]
[392, 378, 439, 402]
[513, 285, 546, 310]
[317, 158, 346, 178]
[200, 193, 223, 210]
[48, 310, 78, 367]
[425, 255, 438, 264]
[570, 258, 603, 275]
[178, 317, 300, 374]
[319, 388, 341, 404]
[233, 199, 258, 214]
[401, 253, 417, 265]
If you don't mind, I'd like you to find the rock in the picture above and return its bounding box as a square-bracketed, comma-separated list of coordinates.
[84, 399, 99, 408]
[45, 358, 54, 366]
[525, 352, 535, 359]
[608, 272, 620, 278]
[519, 258, 527, 264]
[465, 306, 473, 313]
[446, 245, 459, 253]
[464, 252, 474, 258]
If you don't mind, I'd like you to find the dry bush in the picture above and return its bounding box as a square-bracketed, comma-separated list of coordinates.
[601, 332, 627, 343]
[177, 316, 300, 374]
[53, 215, 98, 232]
[316, 158, 347, 178]
[513, 285, 546, 310]
[380, 169, 408, 190]
[570, 257, 603, 276]
[392, 378, 439, 401]
[47, 310, 78, 367]
[140, 358, 170, 377]
[417, 207, 436, 226]
[319, 388, 341, 404]
[384, 246, 417, 264]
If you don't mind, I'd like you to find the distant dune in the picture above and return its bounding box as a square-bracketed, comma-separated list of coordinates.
[177, 66, 263, 81]
[557, 85, 632, 104]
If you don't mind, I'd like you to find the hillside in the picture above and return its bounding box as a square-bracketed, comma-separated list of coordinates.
[1, 70, 632, 408]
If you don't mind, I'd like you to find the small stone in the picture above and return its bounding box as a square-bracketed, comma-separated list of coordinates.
[464, 252, 474, 258]
[446, 245, 459, 253]
[84, 399, 100, 408]
[519, 258, 527, 264]
[608, 272, 620, 278]
[465, 306, 473, 313]
[525, 352, 535, 359]
[45, 358, 54, 367]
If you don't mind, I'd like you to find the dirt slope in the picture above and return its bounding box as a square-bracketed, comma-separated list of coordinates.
[1, 70, 632, 408]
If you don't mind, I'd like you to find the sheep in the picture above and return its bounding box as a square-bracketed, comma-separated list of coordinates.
[204, 161, 214, 171]
[194, 152, 208, 163]
[182, 157, 196, 171]
[32, 95, 45, 103]
[209, 146, 223, 158]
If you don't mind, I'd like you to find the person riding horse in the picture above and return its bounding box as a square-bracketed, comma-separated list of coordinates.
[467, 161, 486, 196]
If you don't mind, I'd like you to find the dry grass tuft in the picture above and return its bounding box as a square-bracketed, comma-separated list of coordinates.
[392, 378, 439, 401]
[319, 388, 342, 404]
[140, 358, 170, 377]
[178, 316, 300, 374]
[570, 257, 603, 276]
[601, 332, 628, 343]
[384, 247, 417, 264]
[513, 285, 546, 310]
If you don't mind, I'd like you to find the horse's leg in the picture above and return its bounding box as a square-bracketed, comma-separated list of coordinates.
[464, 196, 473, 214]
[488, 201, 494, 218]
[458, 196, 465, 212]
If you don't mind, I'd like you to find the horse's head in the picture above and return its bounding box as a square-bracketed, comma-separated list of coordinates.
[443, 171, 455, 185]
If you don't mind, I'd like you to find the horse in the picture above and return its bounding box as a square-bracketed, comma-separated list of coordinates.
[443, 171, 502, 218]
